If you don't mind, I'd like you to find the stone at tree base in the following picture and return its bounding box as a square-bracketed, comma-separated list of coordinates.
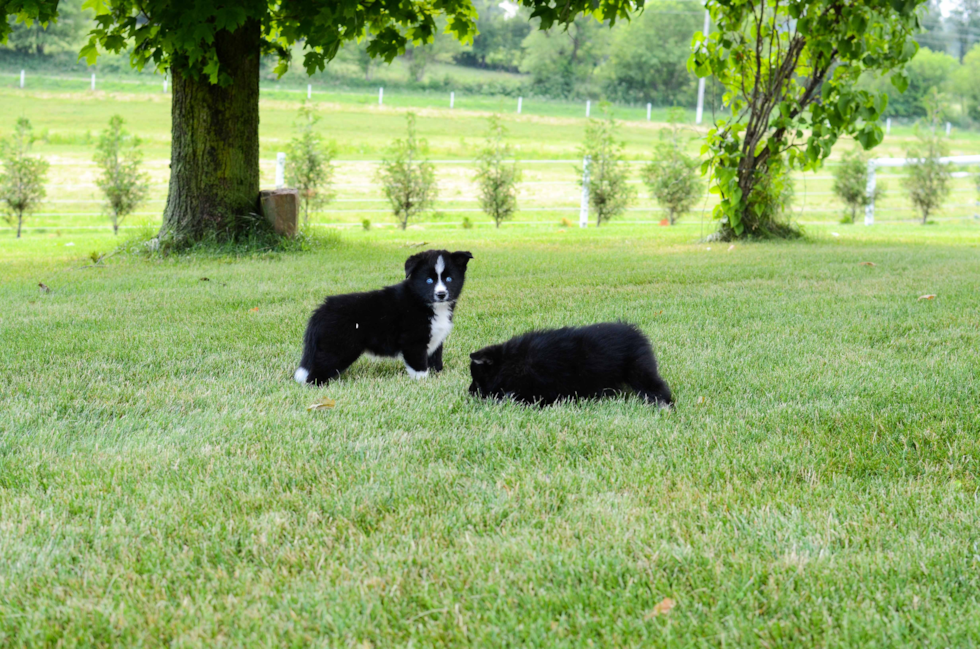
[259, 188, 299, 237]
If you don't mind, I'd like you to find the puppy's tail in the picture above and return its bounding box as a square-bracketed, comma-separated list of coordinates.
[295, 319, 317, 384]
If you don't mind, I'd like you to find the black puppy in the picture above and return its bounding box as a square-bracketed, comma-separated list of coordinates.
[469, 322, 673, 407]
[295, 250, 473, 385]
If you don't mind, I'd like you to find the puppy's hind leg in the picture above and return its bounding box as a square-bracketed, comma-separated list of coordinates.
[304, 350, 360, 386]
[627, 350, 674, 408]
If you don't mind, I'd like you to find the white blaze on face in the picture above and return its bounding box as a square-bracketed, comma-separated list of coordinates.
[434, 254, 447, 298]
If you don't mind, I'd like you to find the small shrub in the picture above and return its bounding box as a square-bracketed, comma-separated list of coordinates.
[461, 216, 473, 229]
[285, 102, 337, 224]
[832, 148, 885, 225]
[577, 111, 635, 227]
[1, 118, 49, 238]
[361, 218, 371, 231]
[474, 115, 522, 228]
[377, 113, 437, 230]
[906, 104, 951, 225]
[641, 119, 701, 225]
[94, 115, 150, 235]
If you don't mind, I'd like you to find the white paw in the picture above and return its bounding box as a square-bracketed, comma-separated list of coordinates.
[405, 367, 429, 380]
[294, 367, 309, 384]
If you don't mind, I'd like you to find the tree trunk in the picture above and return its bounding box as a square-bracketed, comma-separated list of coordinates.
[16, 212, 23, 238]
[159, 20, 261, 243]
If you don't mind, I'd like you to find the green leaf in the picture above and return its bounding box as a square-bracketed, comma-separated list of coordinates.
[890, 71, 909, 93]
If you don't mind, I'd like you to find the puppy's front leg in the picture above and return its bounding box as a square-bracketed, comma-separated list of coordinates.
[402, 347, 429, 380]
[428, 344, 444, 373]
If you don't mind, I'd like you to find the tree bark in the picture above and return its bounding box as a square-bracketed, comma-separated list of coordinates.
[159, 20, 261, 243]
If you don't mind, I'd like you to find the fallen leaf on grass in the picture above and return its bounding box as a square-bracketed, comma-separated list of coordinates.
[403, 241, 428, 248]
[727, 245, 735, 251]
[918, 294, 937, 300]
[307, 397, 336, 412]
[250, 307, 259, 312]
[38, 282, 50, 294]
[831, 232, 840, 237]
[859, 262, 876, 266]
[200, 277, 210, 282]
[557, 229, 566, 233]
[659, 219, 670, 226]
[696, 396, 706, 406]
[645, 597, 676, 619]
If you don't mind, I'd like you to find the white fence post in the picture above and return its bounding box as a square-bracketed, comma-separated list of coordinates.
[864, 159, 876, 226]
[275, 152, 286, 188]
[579, 155, 591, 228]
[378, 87, 384, 106]
[885, 118, 891, 135]
[307, 84, 312, 99]
[946, 122, 952, 136]
[20, 69, 25, 88]
[450, 91, 454, 109]
[695, 9, 710, 125]
[517, 96, 522, 114]
[647, 103, 652, 121]
[91, 73, 96, 91]
[585, 100, 591, 118]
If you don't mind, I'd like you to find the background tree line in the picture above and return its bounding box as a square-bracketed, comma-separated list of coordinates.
[7, 0, 980, 119]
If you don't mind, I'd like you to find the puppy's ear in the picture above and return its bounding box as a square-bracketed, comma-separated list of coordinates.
[451, 251, 474, 270]
[404, 252, 426, 278]
[469, 349, 493, 365]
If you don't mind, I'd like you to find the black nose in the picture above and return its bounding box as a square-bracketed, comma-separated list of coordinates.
[435, 290, 448, 300]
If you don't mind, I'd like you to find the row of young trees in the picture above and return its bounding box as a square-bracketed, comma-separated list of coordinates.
[0, 115, 147, 237]
[281, 108, 705, 230]
[831, 101, 968, 225]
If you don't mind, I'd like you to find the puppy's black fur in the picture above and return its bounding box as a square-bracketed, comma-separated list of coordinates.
[295, 249, 473, 385]
[469, 322, 673, 407]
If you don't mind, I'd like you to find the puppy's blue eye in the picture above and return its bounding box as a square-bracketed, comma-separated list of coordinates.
[446, 277, 452, 282]
[426, 278, 433, 284]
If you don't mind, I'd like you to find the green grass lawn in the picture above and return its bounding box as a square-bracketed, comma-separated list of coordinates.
[2, 223, 979, 646]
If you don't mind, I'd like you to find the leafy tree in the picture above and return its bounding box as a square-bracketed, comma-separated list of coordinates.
[642, 119, 702, 225]
[520, 15, 612, 99]
[3, 0, 89, 54]
[906, 100, 951, 224]
[601, 1, 702, 106]
[474, 115, 522, 228]
[455, 0, 530, 71]
[2, 0, 645, 247]
[377, 113, 437, 230]
[831, 148, 884, 224]
[404, 21, 464, 82]
[914, 0, 951, 55]
[337, 38, 374, 81]
[285, 102, 336, 225]
[950, 0, 980, 62]
[692, 0, 926, 240]
[0, 117, 49, 239]
[578, 113, 635, 226]
[94, 115, 149, 235]
[864, 47, 958, 119]
[953, 43, 980, 121]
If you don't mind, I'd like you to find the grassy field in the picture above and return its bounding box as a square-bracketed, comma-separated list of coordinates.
[2, 222, 979, 646]
[1, 84, 980, 236]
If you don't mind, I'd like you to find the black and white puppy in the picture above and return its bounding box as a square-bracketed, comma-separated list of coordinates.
[295, 249, 473, 385]
[468, 322, 673, 407]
